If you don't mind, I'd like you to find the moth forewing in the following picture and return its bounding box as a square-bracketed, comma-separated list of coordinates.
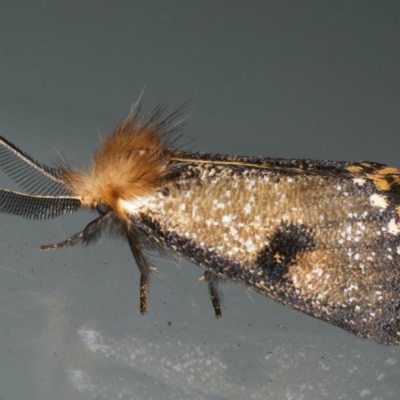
[125, 154, 400, 345]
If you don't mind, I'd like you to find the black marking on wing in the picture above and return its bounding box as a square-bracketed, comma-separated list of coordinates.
[0, 135, 67, 195]
[0, 188, 81, 219]
[256, 222, 315, 283]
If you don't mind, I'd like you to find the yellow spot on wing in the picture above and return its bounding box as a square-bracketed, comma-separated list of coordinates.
[346, 165, 363, 173]
[373, 178, 391, 191]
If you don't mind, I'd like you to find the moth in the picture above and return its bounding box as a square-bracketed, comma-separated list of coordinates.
[1, 103, 400, 345]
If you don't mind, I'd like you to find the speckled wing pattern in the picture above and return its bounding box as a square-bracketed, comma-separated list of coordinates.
[132, 152, 400, 345]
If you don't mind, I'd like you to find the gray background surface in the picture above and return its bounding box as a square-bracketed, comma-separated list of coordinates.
[0, 2, 399, 399]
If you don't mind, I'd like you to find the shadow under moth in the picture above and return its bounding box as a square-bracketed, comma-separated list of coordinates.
[1, 103, 400, 345]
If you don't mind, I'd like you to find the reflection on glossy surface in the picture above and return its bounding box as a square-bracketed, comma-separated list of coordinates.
[10, 292, 394, 400]
[68, 327, 400, 400]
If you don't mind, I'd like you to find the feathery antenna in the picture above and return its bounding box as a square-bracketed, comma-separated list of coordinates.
[0, 135, 68, 195]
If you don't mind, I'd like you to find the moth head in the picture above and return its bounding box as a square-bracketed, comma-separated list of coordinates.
[0, 102, 185, 259]
[59, 108, 172, 222]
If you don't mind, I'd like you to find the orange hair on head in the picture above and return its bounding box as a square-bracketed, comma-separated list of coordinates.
[60, 104, 183, 219]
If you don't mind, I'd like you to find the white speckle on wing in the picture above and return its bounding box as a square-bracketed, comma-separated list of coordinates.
[353, 178, 366, 186]
[314, 268, 323, 276]
[388, 219, 400, 235]
[369, 193, 388, 209]
[222, 215, 232, 225]
[244, 238, 255, 252]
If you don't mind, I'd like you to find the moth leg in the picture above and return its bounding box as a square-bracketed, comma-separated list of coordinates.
[125, 228, 151, 315]
[204, 271, 222, 318]
[39, 231, 84, 251]
[39, 214, 110, 251]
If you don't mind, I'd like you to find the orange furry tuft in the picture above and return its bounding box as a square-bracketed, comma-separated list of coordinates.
[60, 105, 183, 218]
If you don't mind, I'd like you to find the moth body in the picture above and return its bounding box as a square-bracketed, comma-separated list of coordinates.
[1, 103, 400, 344]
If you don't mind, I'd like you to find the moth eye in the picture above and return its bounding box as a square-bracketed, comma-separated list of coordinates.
[96, 202, 111, 215]
[161, 187, 170, 196]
